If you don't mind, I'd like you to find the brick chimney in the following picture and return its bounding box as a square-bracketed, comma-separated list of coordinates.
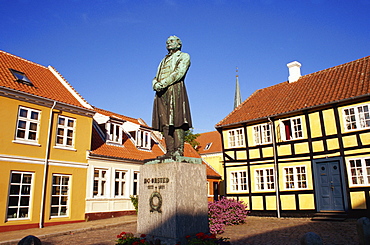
[287, 61, 301, 83]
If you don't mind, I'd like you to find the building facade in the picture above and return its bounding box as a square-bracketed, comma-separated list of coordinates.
[216, 56, 370, 218]
[0, 50, 94, 231]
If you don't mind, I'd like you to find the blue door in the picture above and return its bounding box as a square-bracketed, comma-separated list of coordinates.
[315, 160, 345, 211]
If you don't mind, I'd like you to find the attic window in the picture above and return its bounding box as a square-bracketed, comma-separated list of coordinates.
[204, 143, 212, 150]
[10, 69, 33, 86]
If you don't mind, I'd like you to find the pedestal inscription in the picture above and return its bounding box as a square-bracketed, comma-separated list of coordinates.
[137, 161, 209, 244]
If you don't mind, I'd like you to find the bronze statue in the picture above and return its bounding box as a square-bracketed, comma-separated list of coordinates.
[152, 35, 192, 160]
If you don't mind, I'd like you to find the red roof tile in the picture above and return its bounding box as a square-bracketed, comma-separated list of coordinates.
[217, 56, 370, 127]
[197, 131, 222, 154]
[0, 50, 90, 108]
[94, 107, 148, 126]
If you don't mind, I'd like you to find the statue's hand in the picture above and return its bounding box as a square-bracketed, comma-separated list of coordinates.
[153, 82, 163, 92]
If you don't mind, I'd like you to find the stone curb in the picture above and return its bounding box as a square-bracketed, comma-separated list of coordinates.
[0, 220, 137, 245]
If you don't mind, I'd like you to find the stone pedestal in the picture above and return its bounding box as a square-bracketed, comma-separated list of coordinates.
[137, 161, 209, 245]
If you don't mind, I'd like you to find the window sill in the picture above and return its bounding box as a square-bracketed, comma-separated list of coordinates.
[54, 146, 77, 151]
[12, 140, 41, 147]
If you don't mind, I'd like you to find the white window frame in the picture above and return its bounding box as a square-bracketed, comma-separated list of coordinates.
[56, 115, 76, 148]
[15, 106, 40, 143]
[93, 168, 108, 197]
[253, 123, 272, 145]
[230, 170, 248, 192]
[132, 171, 139, 195]
[343, 104, 370, 131]
[106, 122, 122, 144]
[136, 130, 151, 150]
[50, 174, 70, 218]
[280, 117, 303, 141]
[347, 158, 370, 186]
[283, 166, 307, 190]
[228, 128, 245, 148]
[255, 168, 275, 191]
[7, 171, 33, 220]
[114, 170, 127, 197]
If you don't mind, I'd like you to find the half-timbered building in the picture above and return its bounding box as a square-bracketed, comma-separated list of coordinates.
[216, 56, 370, 218]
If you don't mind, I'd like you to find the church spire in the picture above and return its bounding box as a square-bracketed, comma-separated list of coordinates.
[234, 67, 242, 109]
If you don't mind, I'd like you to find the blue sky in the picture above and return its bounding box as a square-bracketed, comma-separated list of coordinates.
[1, 0, 369, 133]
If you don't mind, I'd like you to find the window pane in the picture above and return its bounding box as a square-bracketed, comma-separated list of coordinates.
[18, 121, 26, 129]
[31, 111, 39, 120]
[11, 173, 22, 183]
[19, 109, 28, 118]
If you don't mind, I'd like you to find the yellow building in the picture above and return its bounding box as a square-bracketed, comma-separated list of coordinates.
[216, 56, 370, 218]
[0, 50, 94, 231]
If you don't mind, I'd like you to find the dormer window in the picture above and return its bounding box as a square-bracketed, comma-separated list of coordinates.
[10, 69, 33, 86]
[204, 143, 212, 150]
[136, 130, 151, 150]
[106, 122, 122, 144]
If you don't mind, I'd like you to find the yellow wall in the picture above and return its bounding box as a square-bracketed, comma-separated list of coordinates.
[0, 96, 92, 227]
[350, 192, 367, 209]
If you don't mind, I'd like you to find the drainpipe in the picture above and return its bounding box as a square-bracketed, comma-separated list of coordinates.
[39, 101, 57, 228]
[268, 117, 281, 218]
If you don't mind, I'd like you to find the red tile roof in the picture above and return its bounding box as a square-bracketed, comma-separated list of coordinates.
[216, 56, 370, 128]
[90, 109, 221, 178]
[196, 131, 222, 154]
[0, 50, 90, 108]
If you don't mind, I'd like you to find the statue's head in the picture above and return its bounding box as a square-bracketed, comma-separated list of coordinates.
[166, 35, 182, 51]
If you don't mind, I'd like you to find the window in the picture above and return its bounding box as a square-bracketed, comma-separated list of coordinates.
[133, 172, 139, 195]
[15, 107, 40, 142]
[284, 166, 307, 189]
[343, 105, 370, 131]
[204, 143, 212, 150]
[280, 117, 303, 141]
[10, 69, 33, 85]
[255, 168, 275, 190]
[93, 169, 108, 197]
[136, 130, 151, 150]
[7, 172, 33, 220]
[51, 174, 70, 217]
[348, 158, 370, 186]
[253, 123, 272, 145]
[107, 122, 122, 144]
[230, 170, 248, 192]
[228, 128, 245, 148]
[56, 116, 75, 147]
[115, 170, 126, 196]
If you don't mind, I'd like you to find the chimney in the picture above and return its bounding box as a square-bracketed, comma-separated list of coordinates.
[287, 61, 301, 83]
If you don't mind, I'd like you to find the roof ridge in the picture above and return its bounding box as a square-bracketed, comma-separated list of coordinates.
[302, 55, 370, 79]
[0, 50, 46, 69]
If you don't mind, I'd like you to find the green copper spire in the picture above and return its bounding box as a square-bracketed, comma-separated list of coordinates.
[234, 67, 242, 109]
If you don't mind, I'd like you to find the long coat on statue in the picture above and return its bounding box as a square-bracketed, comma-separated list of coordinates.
[152, 50, 192, 132]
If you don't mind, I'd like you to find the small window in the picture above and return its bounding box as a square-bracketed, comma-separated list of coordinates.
[348, 158, 370, 186]
[15, 107, 40, 143]
[115, 170, 126, 197]
[10, 69, 33, 86]
[51, 174, 70, 217]
[204, 143, 212, 150]
[255, 168, 275, 191]
[228, 128, 245, 148]
[343, 105, 370, 131]
[136, 130, 151, 150]
[93, 168, 108, 197]
[56, 116, 75, 148]
[7, 171, 33, 220]
[253, 123, 272, 145]
[284, 166, 307, 190]
[106, 122, 122, 144]
[280, 117, 303, 141]
[230, 170, 248, 192]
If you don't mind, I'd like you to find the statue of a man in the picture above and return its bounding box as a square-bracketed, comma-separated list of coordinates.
[152, 35, 192, 159]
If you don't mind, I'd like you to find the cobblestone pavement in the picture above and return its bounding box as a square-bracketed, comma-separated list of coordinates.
[0, 216, 359, 245]
[221, 216, 359, 245]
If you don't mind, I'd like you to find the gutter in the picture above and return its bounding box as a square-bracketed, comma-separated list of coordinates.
[39, 101, 57, 228]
